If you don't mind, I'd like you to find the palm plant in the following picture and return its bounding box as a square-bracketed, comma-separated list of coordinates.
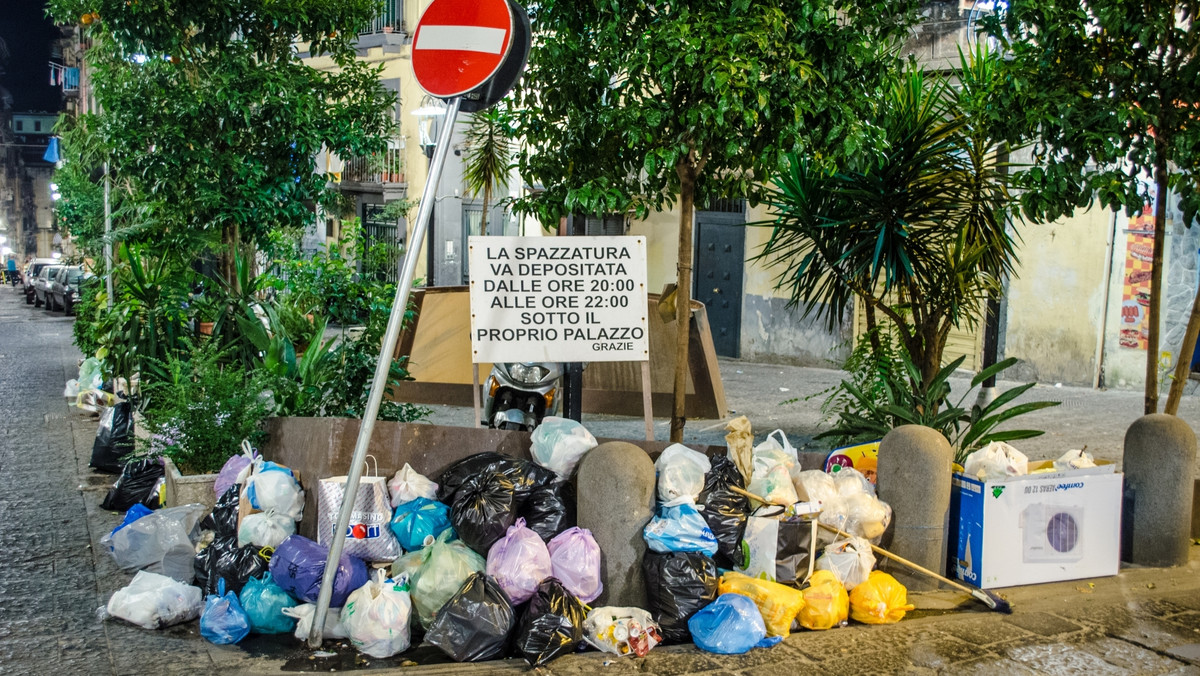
[756, 52, 1020, 393]
[461, 107, 515, 236]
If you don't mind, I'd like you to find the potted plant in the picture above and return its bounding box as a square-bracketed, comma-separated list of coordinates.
[141, 342, 272, 510]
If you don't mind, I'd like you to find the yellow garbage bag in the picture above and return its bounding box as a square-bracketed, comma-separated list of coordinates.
[718, 571, 805, 637]
[848, 570, 915, 625]
[797, 570, 848, 630]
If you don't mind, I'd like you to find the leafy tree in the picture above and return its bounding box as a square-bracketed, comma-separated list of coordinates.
[46, 0, 397, 281]
[756, 57, 1022, 391]
[514, 0, 920, 441]
[462, 108, 515, 237]
[982, 1, 1200, 414]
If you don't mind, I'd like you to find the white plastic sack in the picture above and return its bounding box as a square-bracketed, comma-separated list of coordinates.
[1054, 449, 1096, 471]
[63, 379, 80, 398]
[962, 441, 1028, 480]
[819, 493, 891, 541]
[792, 469, 837, 505]
[747, 463, 799, 508]
[832, 467, 875, 497]
[816, 537, 875, 590]
[387, 463, 438, 508]
[584, 606, 662, 657]
[283, 603, 349, 640]
[101, 503, 206, 582]
[753, 429, 798, 464]
[654, 444, 711, 503]
[237, 510, 295, 549]
[245, 464, 305, 521]
[343, 570, 412, 658]
[104, 570, 203, 630]
[530, 416, 599, 478]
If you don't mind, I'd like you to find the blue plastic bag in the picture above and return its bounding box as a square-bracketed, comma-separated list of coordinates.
[111, 503, 153, 537]
[688, 593, 782, 654]
[200, 579, 251, 645]
[239, 573, 298, 634]
[643, 498, 718, 556]
[269, 534, 368, 607]
[390, 497, 454, 551]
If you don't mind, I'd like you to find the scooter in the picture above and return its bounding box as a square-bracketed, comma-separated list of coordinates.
[482, 362, 563, 431]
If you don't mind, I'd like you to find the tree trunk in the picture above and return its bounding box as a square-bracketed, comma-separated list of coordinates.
[1145, 153, 1169, 414]
[670, 157, 700, 442]
[480, 181, 492, 237]
[1164, 282, 1200, 414]
[864, 300, 882, 360]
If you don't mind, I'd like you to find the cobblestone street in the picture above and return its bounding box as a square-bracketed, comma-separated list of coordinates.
[4, 286, 1200, 675]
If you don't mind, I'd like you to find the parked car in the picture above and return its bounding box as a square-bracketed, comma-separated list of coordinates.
[49, 265, 88, 314]
[33, 264, 65, 309]
[21, 258, 57, 304]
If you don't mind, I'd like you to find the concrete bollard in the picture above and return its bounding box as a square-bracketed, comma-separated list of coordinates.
[1123, 414, 1196, 567]
[577, 441, 656, 608]
[876, 425, 953, 591]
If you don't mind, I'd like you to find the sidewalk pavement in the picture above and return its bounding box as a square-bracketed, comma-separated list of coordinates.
[5, 285, 1200, 675]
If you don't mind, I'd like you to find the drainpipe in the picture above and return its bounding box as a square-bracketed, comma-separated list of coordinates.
[1094, 209, 1119, 389]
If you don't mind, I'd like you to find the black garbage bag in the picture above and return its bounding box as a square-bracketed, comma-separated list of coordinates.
[642, 551, 719, 644]
[514, 578, 585, 667]
[142, 476, 166, 509]
[90, 400, 135, 474]
[201, 484, 241, 539]
[450, 473, 518, 555]
[100, 457, 165, 512]
[519, 481, 575, 542]
[426, 573, 515, 662]
[697, 456, 749, 569]
[699, 455, 746, 497]
[194, 534, 271, 596]
[438, 452, 557, 504]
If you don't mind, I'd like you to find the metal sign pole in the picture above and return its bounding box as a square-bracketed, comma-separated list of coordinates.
[104, 162, 113, 310]
[307, 96, 462, 648]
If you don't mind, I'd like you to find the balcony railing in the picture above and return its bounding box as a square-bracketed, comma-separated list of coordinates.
[343, 144, 406, 184]
[359, 0, 404, 36]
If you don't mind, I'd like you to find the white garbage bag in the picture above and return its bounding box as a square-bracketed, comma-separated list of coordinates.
[832, 467, 876, 497]
[245, 463, 305, 521]
[792, 469, 838, 505]
[654, 444, 711, 503]
[530, 416, 598, 478]
[103, 570, 203, 629]
[1053, 449, 1096, 471]
[283, 603, 349, 640]
[962, 441, 1028, 480]
[387, 463, 438, 508]
[237, 509, 296, 549]
[101, 503, 206, 582]
[816, 537, 876, 591]
[343, 570, 412, 658]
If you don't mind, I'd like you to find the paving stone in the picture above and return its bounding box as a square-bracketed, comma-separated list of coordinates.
[1003, 611, 1086, 637]
[939, 616, 1034, 646]
[999, 641, 1134, 675]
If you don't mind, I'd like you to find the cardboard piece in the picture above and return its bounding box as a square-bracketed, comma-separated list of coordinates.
[949, 461, 1122, 589]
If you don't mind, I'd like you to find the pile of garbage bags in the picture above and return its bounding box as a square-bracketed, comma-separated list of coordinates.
[96, 415, 916, 665]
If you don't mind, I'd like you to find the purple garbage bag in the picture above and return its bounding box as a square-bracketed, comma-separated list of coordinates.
[214, 450, 254, 499]
[485, 518, 551, 605]
[548, 527, 603, 603]
[269, 535, 368, 608]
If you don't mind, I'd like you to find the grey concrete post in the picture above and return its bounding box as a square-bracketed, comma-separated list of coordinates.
[1123, 414, 1196, 567]
[876, 425, 953, 590]
[576, 441, 656, 608]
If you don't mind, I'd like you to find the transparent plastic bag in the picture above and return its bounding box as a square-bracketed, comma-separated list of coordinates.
[548, 526, 603, 603]
[654, 444, 711, 503]
[816, 537, 875, 591]
[200, 579, 251, 645]
[747, 463, 799, 508]
[391, 532, 485, 628]
[486, 517, 552, 605]
[791, 469, 837, 505]
[583, 606, 663, 657]
[239, 573, 298, 635]
[283, 603, 348, 640]
[643, 497, 718, 556]
[848, 571, 914, 625]
[797, 570, 848, 630]
[819, 493, 892, 541]
[101, 503, 205, 582]
[753, 429, 798, 464]
[831, 467, 875, 497]
[237, 509, 295, 549]
[718, 571, 805, 638]
[245, 461, 305, 520]
[79, 356, 104, 391]
[687, 593, 780, 655]
[1054, 448, 1096, 471]
[962, 441, 1028, 480]
[530, 416, 598, 478]
[344, 569, 413, 658]
[388, 463, 439, 508]
[104, 570, 203, 630]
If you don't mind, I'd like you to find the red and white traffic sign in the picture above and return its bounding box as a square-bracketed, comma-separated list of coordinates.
[412, 0, 515, 98]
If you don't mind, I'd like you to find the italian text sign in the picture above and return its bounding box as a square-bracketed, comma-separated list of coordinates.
[468, 236, 649, 363]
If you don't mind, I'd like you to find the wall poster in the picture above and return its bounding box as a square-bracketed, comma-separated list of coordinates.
[1119, 206, 1156, 350]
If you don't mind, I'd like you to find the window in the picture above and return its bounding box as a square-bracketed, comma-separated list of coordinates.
[14, 120, 22, 131]
[34, 121, 42, 132]
[566, 212, 626, 236]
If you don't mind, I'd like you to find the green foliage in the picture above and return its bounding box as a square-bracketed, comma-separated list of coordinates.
[462, 109, 514, 236]
[754, 54, 1023, 388]
[818, 351, 1061, 465]
[141, 341, 272, 475]
[512, 0, 920, 222]
[71, 274, 106, 358]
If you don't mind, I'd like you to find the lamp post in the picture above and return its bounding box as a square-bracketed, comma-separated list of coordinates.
[412, 96, 447, 160]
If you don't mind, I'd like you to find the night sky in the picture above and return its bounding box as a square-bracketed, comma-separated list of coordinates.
[0, 0, 61, 113]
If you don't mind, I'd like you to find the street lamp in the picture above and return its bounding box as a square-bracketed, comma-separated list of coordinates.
[412, 96, 447, 159]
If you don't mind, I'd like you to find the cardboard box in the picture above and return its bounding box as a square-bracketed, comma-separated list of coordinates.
[949, 461, 1123, 589]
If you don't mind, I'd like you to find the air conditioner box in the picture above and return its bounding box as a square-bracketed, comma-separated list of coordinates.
[949, 461, 1122, 589]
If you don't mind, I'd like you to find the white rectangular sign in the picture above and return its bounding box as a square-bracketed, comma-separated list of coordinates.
[468, 235, 649, 363]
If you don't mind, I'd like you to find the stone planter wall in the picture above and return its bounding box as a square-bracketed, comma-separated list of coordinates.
[163, 457, 219, 515]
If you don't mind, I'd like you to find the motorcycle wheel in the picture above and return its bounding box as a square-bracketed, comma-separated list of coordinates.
[498, 421, 528, 432]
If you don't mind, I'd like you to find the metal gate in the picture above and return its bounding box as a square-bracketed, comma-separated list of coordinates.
[362, 203, 404, 284]
[694, 201, 746, 358]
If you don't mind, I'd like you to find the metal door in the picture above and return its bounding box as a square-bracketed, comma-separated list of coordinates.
[694, 204, 745, 358]
[362, 203, 403, 284]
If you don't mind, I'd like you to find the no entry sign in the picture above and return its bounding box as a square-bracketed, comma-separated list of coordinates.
[413, 0, 515, 98]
